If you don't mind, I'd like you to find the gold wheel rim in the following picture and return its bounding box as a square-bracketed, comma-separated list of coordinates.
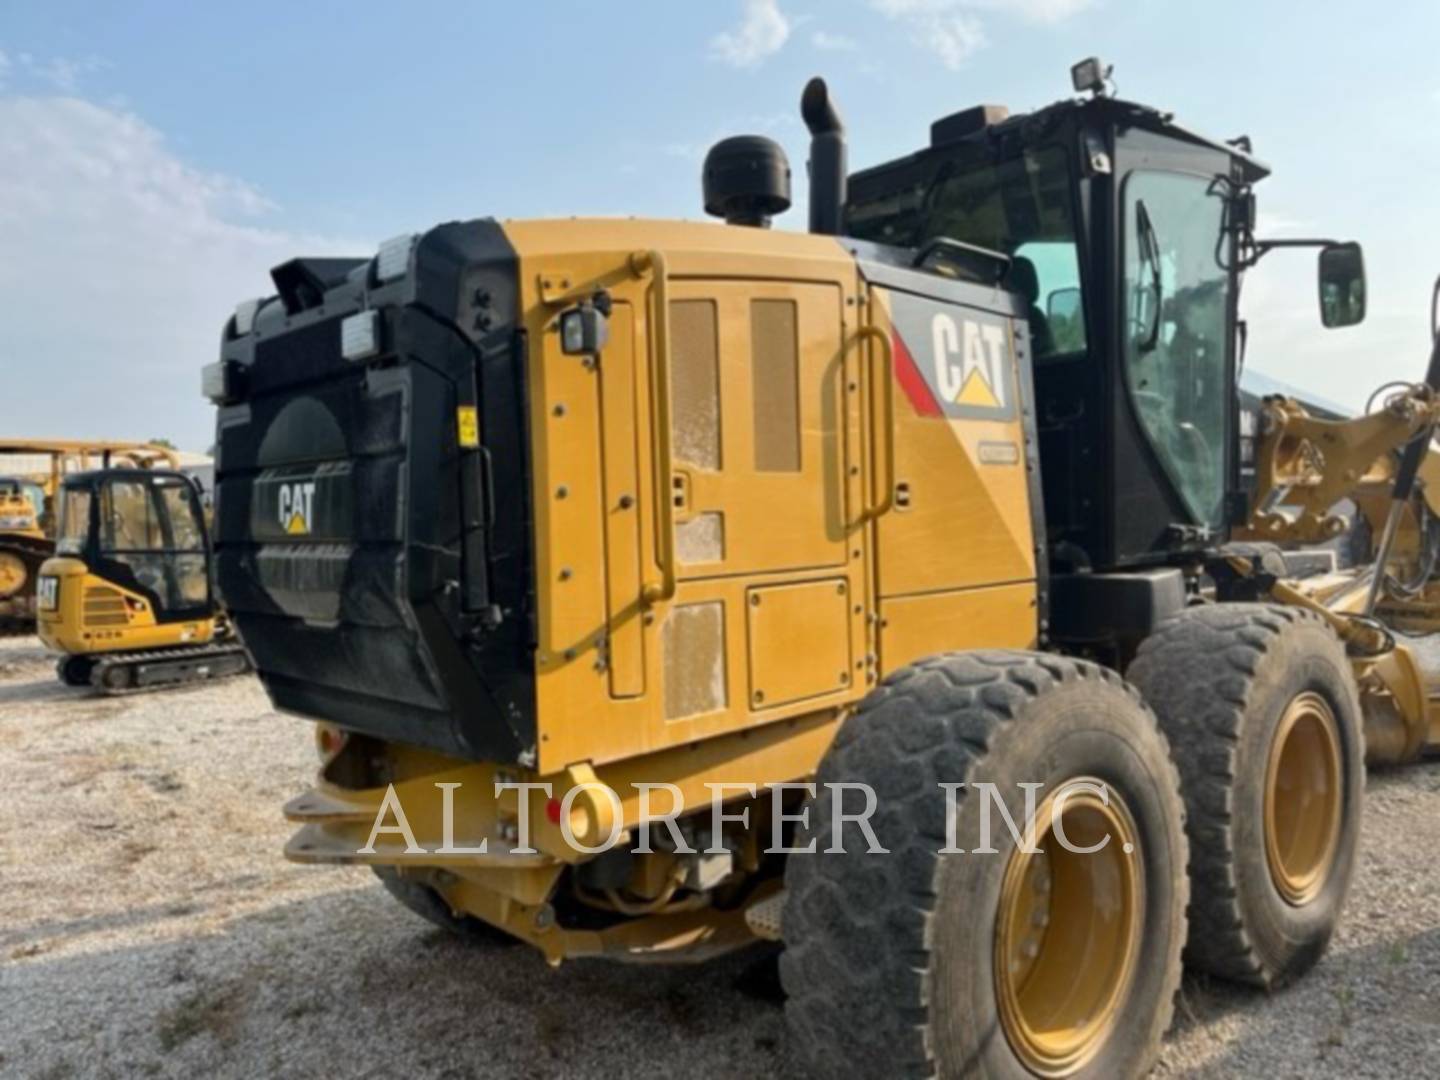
[995, 779, 1143, 1077]
[0, 552, 27, 598]
[1264, 691, 1342, 906]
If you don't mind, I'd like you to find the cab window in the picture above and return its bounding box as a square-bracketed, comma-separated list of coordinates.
[57, 487, 93, 555]
[102, 480, 164, 551]
[848, 146, 1087, 360]
[1121, 170, 1230, 527]
[155, 479, 205, 552]
[97, 477, 209, 611]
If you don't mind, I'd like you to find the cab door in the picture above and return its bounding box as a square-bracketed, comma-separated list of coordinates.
[95, 474, 211, 621]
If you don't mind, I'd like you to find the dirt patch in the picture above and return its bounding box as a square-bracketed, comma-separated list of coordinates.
[5, 633, 1440, 1077]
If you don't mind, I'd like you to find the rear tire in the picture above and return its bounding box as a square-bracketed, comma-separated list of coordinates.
[1127, 604, 1364, 988]
[781, 651, 1188, 1079]
[371, 866, 518, 946]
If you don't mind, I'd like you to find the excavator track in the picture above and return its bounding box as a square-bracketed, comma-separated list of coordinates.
[87, 640, 252, 696]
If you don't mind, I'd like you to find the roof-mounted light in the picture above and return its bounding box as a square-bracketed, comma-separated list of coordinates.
[1071, 56, 1112, 97]
[233, 297, 263, 336]
[202, 359, 244, 405]
[375, 234, 417, 283]
[341, 310, 381, 362]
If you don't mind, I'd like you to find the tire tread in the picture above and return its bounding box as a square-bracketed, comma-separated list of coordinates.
[781, 650, 1187, 1077]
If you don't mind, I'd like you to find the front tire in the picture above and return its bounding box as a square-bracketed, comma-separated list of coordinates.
[781, 651, 1188, 1079]
[1127, 604, 1364, 988]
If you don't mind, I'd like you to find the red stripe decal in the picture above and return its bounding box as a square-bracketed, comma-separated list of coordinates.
[890, 327, 943, 417]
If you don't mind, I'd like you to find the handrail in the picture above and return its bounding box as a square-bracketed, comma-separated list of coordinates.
[630, 250, 676, 606]
[857, 324, 896, 520]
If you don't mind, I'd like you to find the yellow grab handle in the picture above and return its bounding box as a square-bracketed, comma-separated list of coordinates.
[858, 324, 896, 521]
[631, 250, 677, 606]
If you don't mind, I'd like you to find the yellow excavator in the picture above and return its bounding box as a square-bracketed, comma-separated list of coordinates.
[35, 465, 250, 693]
[0, 440, 181, 630]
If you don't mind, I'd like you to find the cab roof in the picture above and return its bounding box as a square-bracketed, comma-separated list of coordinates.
[850, 93, 1270, 189]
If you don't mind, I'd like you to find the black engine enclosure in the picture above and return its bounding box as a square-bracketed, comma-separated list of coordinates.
[212, 220, 537, 764]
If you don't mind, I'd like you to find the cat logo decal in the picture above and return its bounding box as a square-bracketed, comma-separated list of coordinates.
[278, 481, 317, 536]
[884, 291, 1017, 422]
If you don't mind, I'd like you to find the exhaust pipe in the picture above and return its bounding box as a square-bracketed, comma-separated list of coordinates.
[801, 77, 846, 236]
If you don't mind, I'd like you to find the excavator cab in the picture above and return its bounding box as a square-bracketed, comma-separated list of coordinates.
[57, 469, 211, 614]
[36, 469, 248, 692]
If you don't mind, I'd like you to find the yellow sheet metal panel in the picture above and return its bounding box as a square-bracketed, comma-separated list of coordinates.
[663, 600, 728, 720]
[750, 299, 802, 473]
[871, 287, 1036, 598]
[672, 278, 848, 579]
[670, 299, 723, 470]
[746, 578, 853, 709]
[879, 582, 1038, 675]
[513, 225, 870, 774]
[676, 511, 725, 566]
[501, 217, 857, 268]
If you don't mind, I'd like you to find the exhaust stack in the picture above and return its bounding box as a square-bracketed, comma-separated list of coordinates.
[801, 77, 846, 235]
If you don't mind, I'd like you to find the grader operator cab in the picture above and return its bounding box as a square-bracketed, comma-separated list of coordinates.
[35, 468, 250, 693]
[209, 61, 1422, 1077]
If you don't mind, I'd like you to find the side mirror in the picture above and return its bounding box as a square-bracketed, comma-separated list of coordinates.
[1318, 242, 1366, 328]
[1047, 287, 1081, 323]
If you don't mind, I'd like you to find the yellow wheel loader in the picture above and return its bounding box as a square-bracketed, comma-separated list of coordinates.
[0, 475, 47, 623]
[205, 60, 1438, 1078]
[0, 440, 183, 630]
[35, 467, 250, 693]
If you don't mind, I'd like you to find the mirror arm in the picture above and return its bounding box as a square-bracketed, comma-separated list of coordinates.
[1247, 237, 1340, 267]
[1431, 273, 1440, 346]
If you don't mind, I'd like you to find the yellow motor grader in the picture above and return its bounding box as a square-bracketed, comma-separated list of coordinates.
[207, 60, 1440, 1078]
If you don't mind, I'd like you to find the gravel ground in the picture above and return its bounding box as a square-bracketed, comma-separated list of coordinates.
[3, 633, 1440, 1079]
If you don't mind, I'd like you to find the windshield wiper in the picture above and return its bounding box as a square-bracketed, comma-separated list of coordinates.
[1137, 198, 1163, 353]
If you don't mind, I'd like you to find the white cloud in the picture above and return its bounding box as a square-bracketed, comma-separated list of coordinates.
[711, 0, 792, 68]
[925, 14, 987, 69]
[0, 96, 358, 450]
[811, 30, 859, 51]
[871, 0, 1093, 68]
[967, 0, 1097, 23]
[8, 50, 108, 92]
[871, 2, 986, 69]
